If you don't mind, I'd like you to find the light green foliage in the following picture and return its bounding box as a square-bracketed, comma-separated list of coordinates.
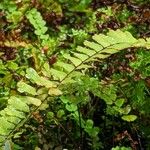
[42, 30, 150, 85]
[17, 81, 37, 95]
[0, 29, 150, 148]
[0, 59, 27, 111]
[26, 7, 59, 52]
[26, 8, 48, 36]
[26, 8, 49, 46]
[112, 146, 132, 150]
[121, 115, 137, 122]
[26, 68, 57, 88]
[0, 96, 40, 145]
[57, 109, 65, 118]
[0, 0, 30, 27]
[1, 1, 150, 149]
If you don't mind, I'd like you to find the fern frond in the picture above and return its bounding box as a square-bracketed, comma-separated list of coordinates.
[26, 8, 50, 45]
[42, 29, 150, 85]
[26, 68, 57, 88]
[0, 29, 150, 147]
[0, 96, 41, 146]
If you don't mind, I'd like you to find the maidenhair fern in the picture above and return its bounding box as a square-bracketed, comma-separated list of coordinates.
[0, 29, 150, 148]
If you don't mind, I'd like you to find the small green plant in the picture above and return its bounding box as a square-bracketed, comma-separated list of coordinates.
[26, 8, 49, 46]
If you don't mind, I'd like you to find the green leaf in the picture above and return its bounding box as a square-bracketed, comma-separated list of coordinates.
[50, 68, 67, 81]
[0, 118, 14, 130]
[26, 68, 40, 81]
[8, 11, 22, 24]
[20, 97, 41, 106]
[0, 107, 25, 119]
[8, 97, 29, 113]
[83, 41, 103, 52]
[60, 96, 69, 104]
[39, 77, 56, 88]
[93, 34, 110, 47]
[0, 136, 5, 143]
[115, 99, 125, 107]
[17, 81, 37, 95]
[26, 68, 56, 88]
[40, 26, 48, 34]
[34, 30, 43, 36]
[77, 64, 92, 70]
[66, 104, 77, 112]
[57, 109, 65, 118]
[73, 52, 88, 61]
[63, 54, 82, 66]
[47, 112, 54, 119]
[122, 105, 131, 114]
[86, 119, 94, 129]
[76, 46, 96, 56]
[48, 88, 62, 96]
[55, 61, 74, 72]
[90, 127, 100, 137]
[121, 115, 137, 122]
[5, 116, 20, 125]
[7, 62, 18, 70]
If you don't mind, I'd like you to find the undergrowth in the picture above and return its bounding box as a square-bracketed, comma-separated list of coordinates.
[0, 0, 150, 149]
